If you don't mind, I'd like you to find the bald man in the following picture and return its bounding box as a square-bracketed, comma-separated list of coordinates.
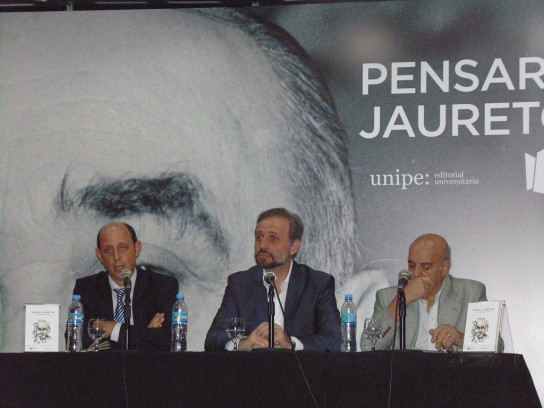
[361, 234, 487, 352]
[72, 222, 179, 351]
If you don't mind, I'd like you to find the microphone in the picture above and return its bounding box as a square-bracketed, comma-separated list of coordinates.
[263, 271, 276, 286]
[397, 269, 411, 293]
[121, 269, 133, 289]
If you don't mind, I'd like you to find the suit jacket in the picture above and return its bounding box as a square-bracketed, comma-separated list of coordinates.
[361, 274, 486, 351]
[72, 266, 179, 351]
[204, 261, 341, 351]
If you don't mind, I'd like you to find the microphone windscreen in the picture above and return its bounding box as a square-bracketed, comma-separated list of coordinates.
[263, 271, 276, 285]
[121, 269, 132, 280]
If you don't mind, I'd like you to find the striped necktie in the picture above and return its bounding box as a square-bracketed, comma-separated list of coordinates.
[113, 288, 125, 323]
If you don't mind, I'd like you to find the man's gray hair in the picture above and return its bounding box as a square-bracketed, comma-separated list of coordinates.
[203, 9, 360, 282]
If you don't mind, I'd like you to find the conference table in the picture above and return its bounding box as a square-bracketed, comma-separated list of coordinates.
[0, 350, 540, 408]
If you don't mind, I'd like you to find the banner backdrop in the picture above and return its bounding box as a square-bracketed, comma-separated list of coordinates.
[0, 0, 542, 400]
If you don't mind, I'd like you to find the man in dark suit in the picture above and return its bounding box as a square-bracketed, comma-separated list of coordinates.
[205, 208, 341, 351]
[72, 222, 179, 351]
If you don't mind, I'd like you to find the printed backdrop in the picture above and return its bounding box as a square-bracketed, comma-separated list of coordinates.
[1, 0, 543, 400]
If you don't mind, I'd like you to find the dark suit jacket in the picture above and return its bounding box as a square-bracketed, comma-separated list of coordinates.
[204, 261, 341, 351]
[72, 266, 179, 351]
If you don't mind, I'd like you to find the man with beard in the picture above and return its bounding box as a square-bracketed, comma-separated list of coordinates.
[204, 208, 341, 351]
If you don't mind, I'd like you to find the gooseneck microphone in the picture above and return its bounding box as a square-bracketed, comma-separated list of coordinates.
[121, 269, 133, 290]
[397, 269, 411, 293]
[396, 269, 410, 350]
[263, 270, 277, 348]
[120, 269, 133, 350]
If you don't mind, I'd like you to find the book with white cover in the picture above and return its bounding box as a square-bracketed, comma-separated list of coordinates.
[462, 301, 503, 352]
[24, 304, 61, 352]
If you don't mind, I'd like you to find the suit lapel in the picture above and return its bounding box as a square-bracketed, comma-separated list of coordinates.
[252, 267, 269, 322]
[132, 267, 150, 322]
[284, 261, 304, 323]
[98, 272, 115, 320]
[438, 275, 460, 326]
[406, 300, 420, 348]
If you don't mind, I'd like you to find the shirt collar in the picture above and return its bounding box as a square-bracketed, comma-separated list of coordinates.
[108, 268, 138, 290]
[262, 259, 293, 294]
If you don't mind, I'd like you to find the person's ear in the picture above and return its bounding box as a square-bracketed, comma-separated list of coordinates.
[289, 239, 301, 256]
[134, 240, 142, 258]
[95, 247, 103, 264]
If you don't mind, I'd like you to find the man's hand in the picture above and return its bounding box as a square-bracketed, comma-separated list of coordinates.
[103, 321, 117, 338]
[272, 323, 292, 349]
[147, 313, 165, 329]
[404, 277, 436, 303]
[388, 276, 437, 320]
[238, 322, 269, 349]
[237, 322, 292, 349]
[430, 324, 463, 351]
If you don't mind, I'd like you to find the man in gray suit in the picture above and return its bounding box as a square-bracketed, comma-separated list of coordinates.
[362, 234, 486, 352]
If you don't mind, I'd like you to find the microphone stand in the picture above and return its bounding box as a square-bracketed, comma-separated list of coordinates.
[123, 289, 132, 350]
[398, 289, 407, 350]
[267, 283, 275, 348]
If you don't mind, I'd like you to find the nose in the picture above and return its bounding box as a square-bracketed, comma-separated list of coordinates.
[258, 238, 268, 251]
[410, 266, 423, 278]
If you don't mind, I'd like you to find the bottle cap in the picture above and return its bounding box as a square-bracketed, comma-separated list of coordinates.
[176, 293, 185, 300]
[345, 294, 352, 300]
[72, 294, 81, 300]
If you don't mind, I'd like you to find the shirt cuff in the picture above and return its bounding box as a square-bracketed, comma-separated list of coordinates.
[110, 322, 121, 342]
[290, 336, 303, 351]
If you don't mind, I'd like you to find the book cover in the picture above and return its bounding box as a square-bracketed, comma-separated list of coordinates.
[462, 301, 503, 352]
[24, 304, 61, 352]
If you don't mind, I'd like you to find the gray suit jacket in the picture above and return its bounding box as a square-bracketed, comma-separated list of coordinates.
[361, 274, 486, 351]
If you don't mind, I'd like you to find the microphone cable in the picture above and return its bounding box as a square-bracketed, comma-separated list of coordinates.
[387, 270, 410, 408]
[386, 294, 401, 408]
[120, 348, 130, 408]
[272, 283, 320, 408]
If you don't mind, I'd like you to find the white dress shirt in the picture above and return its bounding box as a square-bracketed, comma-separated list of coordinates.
[414, 283, 444, 350]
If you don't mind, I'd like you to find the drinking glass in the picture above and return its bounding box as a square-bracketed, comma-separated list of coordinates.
[226, 317, 245, 351]
[364, 318, 383, 351]
[88, 318, 107, 352]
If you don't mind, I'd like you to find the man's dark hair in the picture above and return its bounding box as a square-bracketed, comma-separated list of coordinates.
[256, 208, 304, 242]
[96, 222, 138, 249]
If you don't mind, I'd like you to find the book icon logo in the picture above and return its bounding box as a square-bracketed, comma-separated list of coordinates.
[525, 150, 544, 194]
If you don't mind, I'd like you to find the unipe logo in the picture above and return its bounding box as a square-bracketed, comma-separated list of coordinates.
[525, 150, 544, 194]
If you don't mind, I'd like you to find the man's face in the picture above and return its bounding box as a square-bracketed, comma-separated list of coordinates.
[95, 223, 142, 286]
[474, 320, 487, 339]
[0, 11, 304, 352]
[36, 322, 50, 341]
[254, 216, 299, 269]
[407, 238, 450, 293]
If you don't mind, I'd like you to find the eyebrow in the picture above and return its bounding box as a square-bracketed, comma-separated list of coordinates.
[57, 172, 228, 256]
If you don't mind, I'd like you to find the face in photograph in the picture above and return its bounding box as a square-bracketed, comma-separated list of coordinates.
[0, 9, 367, 351]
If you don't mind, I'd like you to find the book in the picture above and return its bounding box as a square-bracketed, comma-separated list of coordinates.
[24, 304, 61, 352]
[462, 301, 504, 352]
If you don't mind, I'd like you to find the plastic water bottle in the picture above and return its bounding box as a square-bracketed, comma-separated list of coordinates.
[341, 294, 357, 352]
[66, 294, 84, 352]
[171, 293, 188, 352]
